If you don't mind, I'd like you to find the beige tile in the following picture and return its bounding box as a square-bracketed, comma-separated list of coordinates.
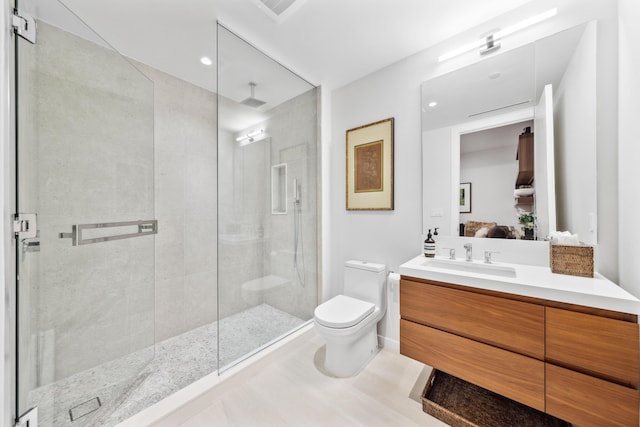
[184, 217, 216, 275]
[154, 215, 185, 282]
[184, 153, 217, 213]
[183, 271, 217, 330]
[155, 276, 185, 342]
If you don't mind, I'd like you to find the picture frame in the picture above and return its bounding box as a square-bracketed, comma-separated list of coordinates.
[346, 118, 394, 210]
[460, 182, 472, 213]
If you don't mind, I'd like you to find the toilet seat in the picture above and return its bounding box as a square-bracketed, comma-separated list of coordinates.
[314, 295, 375, 329]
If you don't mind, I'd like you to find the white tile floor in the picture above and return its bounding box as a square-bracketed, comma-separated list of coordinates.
[161, 330, 447, 427]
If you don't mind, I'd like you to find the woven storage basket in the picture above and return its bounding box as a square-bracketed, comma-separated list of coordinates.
[421, 370, 475, 427]
[550, 243, 594, 278]
[421, 369, 570, 427]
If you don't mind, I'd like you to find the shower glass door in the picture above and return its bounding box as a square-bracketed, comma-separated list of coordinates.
[15, 0, 155, 425]
[217, 24, 319, 370]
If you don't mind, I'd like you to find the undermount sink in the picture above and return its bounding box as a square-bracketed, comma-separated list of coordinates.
[422, 258, 517, 278]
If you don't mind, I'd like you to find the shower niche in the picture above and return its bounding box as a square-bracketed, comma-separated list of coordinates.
[271, 163, 288, 214]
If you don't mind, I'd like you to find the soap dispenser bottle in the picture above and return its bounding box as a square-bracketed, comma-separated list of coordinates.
[424, 229, 436, 258]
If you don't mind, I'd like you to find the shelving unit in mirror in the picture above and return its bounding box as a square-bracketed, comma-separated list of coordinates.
[515, 128, 534, 208]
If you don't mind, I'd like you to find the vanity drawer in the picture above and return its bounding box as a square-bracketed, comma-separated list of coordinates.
[546, 307, 640, 387]
[400, 279, 544, 359]
[546, 363, 640, 427]
[400, 319, 545, 411]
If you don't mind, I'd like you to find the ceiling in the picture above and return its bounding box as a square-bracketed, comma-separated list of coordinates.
[55, 0, 534, 92]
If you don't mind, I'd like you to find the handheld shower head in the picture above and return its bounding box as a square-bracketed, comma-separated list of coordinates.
[293, 179, 300, 204]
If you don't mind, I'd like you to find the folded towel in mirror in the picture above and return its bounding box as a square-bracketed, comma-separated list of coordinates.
[549, 231, 580, 245]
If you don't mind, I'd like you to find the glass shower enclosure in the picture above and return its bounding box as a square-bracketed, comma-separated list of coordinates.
[14, 0, 155, 425]
[12, 5, 319, 425]
[217, 24, 319, 370]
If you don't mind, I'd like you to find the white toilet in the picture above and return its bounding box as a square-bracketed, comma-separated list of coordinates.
[314, 260, 387, 377]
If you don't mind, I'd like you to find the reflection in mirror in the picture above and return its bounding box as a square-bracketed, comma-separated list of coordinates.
[460, 120, 533, 238]
[421, 21, 597, 244]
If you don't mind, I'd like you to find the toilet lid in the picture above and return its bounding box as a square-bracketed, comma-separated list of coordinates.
[314, 295, 375, 328]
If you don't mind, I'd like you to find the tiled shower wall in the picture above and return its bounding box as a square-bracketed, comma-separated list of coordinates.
[263, 90, 318, 320]
[218, 89, 318, 321]
[21, 23, 155, 385]
[21, 22, 218, 389]
[22, 20, 315, 388]
[134, 63, 218, 343]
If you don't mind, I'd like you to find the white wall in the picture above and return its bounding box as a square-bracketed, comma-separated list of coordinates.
[460, 146, 518, 230]
[618, 0, 640, 298]
[554, 22, 597, 244]
[331, 0, 622, 346]
[592, 2, 619, 281]
[422, 127, 453, 236]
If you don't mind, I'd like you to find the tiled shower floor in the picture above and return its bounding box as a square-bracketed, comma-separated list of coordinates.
[27, 304, 306, 427]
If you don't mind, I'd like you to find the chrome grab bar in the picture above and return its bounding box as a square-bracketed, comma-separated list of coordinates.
[59, 219, 158, 246]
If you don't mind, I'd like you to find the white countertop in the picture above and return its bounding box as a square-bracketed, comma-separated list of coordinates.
[399, 255, 640, 316]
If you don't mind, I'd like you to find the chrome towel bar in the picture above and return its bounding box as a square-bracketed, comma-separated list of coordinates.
[59, 219, 158, 246]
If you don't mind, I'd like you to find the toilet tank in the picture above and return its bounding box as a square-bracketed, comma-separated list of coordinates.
[343, 260, 386, 309]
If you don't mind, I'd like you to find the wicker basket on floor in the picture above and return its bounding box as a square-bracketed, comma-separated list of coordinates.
[550, 243, 594, 278]
[421, 369, 570, 427]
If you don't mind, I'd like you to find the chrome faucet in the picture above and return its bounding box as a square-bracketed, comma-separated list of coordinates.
[464, 243, 472, 261]
[484, 250, 500, 264]
[442, 248, 456, 260]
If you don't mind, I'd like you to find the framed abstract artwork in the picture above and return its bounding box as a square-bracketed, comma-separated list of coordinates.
[346, 118, 394, 210]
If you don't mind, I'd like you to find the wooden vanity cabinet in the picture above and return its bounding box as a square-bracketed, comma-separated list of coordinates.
[400, 277, 640, 427]
[546, 364, 640, 427]
[401, 319, 545, 410]
[401, 279, 544, 359]
[546, 307, 640, 387]
[545, 307, 640, 427]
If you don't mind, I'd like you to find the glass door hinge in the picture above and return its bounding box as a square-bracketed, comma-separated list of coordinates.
[13, 213, 37, 239]
[15, 407, 38, 427]
[12, 9, 37, 44]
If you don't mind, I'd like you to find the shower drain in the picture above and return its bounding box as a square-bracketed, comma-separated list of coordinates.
[69, 397, 102, 421]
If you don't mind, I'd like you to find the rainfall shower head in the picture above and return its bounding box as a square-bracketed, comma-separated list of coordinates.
[240, 82, 267, 108]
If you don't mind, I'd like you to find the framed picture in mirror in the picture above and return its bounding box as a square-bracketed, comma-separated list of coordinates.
[346, 118, 394, 210]
[460, 182, 472, 213]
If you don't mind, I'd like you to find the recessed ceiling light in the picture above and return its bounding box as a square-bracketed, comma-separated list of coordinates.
[428, 101, 438, 108]
[200, 56, 212, 66]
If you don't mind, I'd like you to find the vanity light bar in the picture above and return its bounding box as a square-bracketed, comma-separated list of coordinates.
[438, 8, 557, 62]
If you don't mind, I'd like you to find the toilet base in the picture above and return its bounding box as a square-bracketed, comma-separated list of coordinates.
[323, 326, 379, 377]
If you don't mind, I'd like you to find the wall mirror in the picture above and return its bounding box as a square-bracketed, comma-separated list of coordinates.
[421, 21, 597, 244]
